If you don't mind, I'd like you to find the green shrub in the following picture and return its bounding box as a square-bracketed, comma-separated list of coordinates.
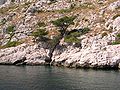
[70, 31, 81, 37]
[31, 28, 48, 42]
[48, 35, 61, 46]
[117, 33, 120, 38]
[52, 16, 76, 34]
[111, 41, 120, 45]
[6, 25, 15, 34]
[32, 21, 49, 42]
[64, 30, 81, 43]
[64, 27, 90, 43]
[79, 27, 90, 35]
[4, 41, 22, 48]
[110, 33, 120, 45]
[59, 9, 72, 13]
[32, 29, 48, 37]
[64, 35, 80, 43]
[37, 22, 46, 27]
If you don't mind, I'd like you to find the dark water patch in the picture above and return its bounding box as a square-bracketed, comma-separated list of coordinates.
[0, 65, 120, 90]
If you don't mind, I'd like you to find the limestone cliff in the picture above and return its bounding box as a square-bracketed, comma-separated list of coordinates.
[0, 0, 120, 69]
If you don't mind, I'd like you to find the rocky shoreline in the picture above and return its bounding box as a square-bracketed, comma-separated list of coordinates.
[0, 0, 120, 69]
[0, 34, 120, 69]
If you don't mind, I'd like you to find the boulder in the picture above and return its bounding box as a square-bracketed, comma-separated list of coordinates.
[108, 0, 120, 11]
[113, 17, 120, 31]
[0, 43, 49, 65]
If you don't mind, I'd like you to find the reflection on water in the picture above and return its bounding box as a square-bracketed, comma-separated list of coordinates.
[0, 65, 120, 90]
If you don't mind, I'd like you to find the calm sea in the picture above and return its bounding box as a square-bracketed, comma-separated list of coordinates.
[0, 65, 120, 90]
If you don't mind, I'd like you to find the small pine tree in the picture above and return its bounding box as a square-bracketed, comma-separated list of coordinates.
[32, 28, 48, 42]
[32, 22, 48, 42]
[52, 16, 76, 36]
[6, 25, 15, 34]
[46, 16, 76, 63]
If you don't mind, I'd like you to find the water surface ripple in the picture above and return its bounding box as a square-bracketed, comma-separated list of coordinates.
[0, 66, 120, 90]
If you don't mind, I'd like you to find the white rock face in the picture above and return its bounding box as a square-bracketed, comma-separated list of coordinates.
[52, 34, 120, 68]
[108, 0, 120, 11]
[0, 0, 34, 8]
[105, 16, 120, 31]
[0, 0, 120, 69]
[26, 0, 71, 14]
[0, 43, 49, 65]
[1, 33, 120, 68]
[113, 17, 120, 31]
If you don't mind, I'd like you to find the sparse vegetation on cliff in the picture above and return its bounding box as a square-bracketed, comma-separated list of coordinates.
[3, 41, 22, 48]
[112, 33, 120, 45]
[0, 0, 120, 69]
[46, 16, 76, 62]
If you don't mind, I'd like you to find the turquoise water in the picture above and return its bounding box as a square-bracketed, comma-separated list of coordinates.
[0, 65, 120, 90]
